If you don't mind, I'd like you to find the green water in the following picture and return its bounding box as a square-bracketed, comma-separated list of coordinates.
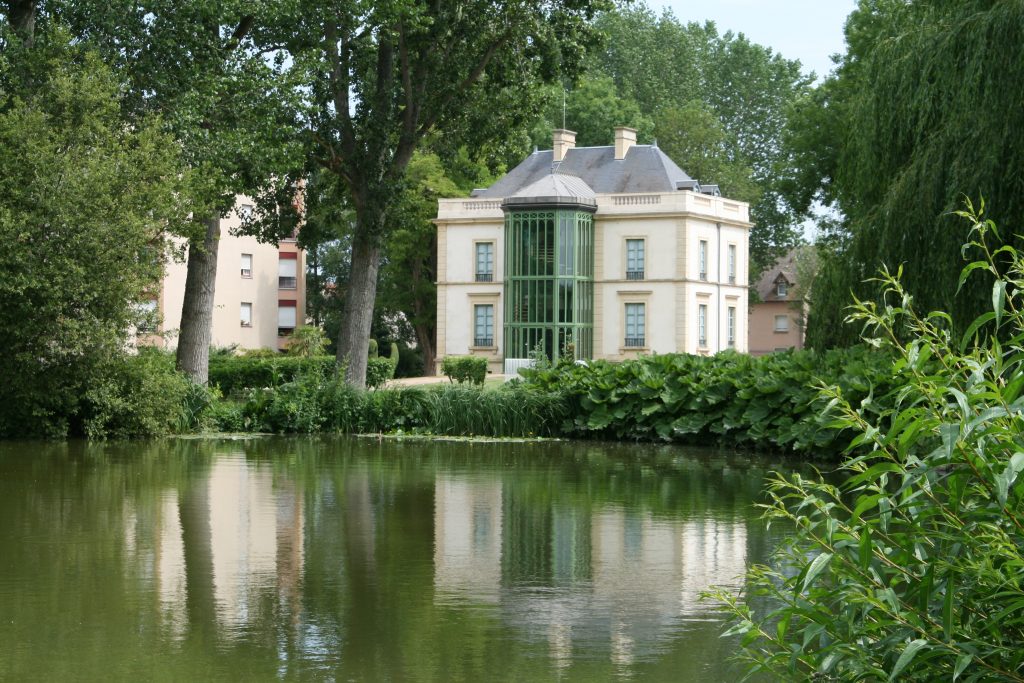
[0, 437, 800, 681]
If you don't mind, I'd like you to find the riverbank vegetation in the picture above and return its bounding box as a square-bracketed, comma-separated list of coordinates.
[710, 208, 1024, 680]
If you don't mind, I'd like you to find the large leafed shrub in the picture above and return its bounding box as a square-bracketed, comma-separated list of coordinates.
[523, 346, 897, 457]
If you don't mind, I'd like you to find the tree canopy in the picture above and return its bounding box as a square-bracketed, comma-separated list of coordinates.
[277, 0, 610, 386]
[535, 3, 812, 277]
[790, 0, 1024, 348]
[0, 45, 193, 436]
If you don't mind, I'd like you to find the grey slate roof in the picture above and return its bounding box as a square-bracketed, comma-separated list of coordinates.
[502, 172, 597, 209]
[756, 249, 799, 302]
[473, 145, 696, 198]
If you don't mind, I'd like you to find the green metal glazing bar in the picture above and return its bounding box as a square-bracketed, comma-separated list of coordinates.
[503, 208, 593, 363]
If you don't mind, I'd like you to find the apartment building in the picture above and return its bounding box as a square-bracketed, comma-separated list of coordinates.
[147, 198, 305, 352]
[435, 127, 751, 374]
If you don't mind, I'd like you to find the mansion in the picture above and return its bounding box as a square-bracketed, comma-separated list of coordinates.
[435, 127, 751, 374]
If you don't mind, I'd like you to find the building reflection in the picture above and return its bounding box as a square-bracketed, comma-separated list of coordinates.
[432, 474, 750, 674]
[121, 454, 307, 646]
[119, 453, 752, 677]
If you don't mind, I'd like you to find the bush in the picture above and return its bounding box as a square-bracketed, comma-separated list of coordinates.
[80, 350, 191, 439]
[241, 369, 327, 433]
[441, 355, 488, 385]
[208, 355, 336, 395]
[394, 344, 424, 378]
[523, 346, 896, 457]
[711, 208, 1024, 680]
[286, 326, 328, 357]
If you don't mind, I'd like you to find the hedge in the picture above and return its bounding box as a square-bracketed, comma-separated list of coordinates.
[208, 355, 336, 395]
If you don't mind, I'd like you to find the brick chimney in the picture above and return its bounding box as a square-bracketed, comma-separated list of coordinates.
[552, 129, 576, 162]
[614, 126, 637, 160]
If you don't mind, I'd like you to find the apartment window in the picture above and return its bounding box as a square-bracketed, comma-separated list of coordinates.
[241, 302, 253, 327]
[727, 306, 736, 347]
[698, 304, 708, 347]
[776, 280, 788, 298]
[241, 253, 252, 278]
[699, 240, 708, 281]
[626, 239, 645, 280]
[475, 242, 494, 282]
[474, 304, 494, 347]
[279, 253, 298, 289]
[728, 244, 737, 284]
[278, 300, 297, 336]
[624, 303, 645, 348]
[774, 314, 790, 333]
[239, 203, 254, 219]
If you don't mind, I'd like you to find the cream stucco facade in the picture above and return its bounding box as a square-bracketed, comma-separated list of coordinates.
[152, 198, 305, 352]
[435, 132, 751, 374]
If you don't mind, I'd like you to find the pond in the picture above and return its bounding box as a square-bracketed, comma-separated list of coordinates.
[0, 437, 804, 681]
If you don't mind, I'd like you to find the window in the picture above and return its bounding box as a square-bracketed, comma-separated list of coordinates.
[626, 239, 645, 280]
[137, 299, 157, 334]
[699, 240, 708, 281]
[278, 300, 297, 336]
[239, 203, 254, 219]
[728, 244, 736, 284]
[241, 302, 253, 327]
[776, 280, 788, 298]
[475, 242, 494, 282]
[279, 254, 297, 289]
[625, 303, 645, 347]
[774, 314, 790, 332]
[698, 304, 708, 347]
[727, 306, 736, 347]
[474, 304, 494, 346]
[241, 253, 253, 278]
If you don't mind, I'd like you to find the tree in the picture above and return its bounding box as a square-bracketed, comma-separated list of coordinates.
[585, 3, 812, 277]
[788, 0, 1024, 348]
[50, 0, 305, 384]
[654, 100, 759, 207]
[283, 0, 610, 387]
[0, 46, 193, 437]
[530, 75, 654, 148]
[375, 150, 482, 374]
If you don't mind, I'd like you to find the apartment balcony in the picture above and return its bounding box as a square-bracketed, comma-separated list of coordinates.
[625, 270, 644, 281]
[624, 336, 645, 348]
[474, 337, 494, 347]
[475, 273, 493, 283]
[279, 276, 297, 289]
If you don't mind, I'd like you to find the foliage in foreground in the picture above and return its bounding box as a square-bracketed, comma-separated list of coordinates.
[711, 209, 1024, 681]
[523, 346, 898, 458]
[0, 47, 193, 438]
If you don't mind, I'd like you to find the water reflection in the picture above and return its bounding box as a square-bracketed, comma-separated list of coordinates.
[0, 438, 798, 682]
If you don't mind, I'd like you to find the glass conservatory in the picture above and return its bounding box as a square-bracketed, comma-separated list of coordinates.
[502, 175, 596, 363]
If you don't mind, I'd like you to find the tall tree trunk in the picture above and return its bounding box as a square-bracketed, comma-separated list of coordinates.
[336, 232, 381, 388]
[414, 324, 434, 377]
[7, 0, 36, 46]
[176, 216, 220, 384]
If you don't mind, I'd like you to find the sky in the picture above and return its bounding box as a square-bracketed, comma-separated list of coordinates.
[655, 0, 859, 82]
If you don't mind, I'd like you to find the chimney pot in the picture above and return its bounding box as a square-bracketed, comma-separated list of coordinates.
[552, 129, 576, 163]
[614, 126, 637, 160]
